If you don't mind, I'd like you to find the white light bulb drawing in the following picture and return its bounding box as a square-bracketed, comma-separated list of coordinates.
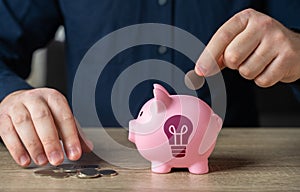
[164, 115, 193, 158]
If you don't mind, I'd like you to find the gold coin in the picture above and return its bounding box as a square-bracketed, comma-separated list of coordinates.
[77, 168, 100, 179]
[56, 164, 77, 173]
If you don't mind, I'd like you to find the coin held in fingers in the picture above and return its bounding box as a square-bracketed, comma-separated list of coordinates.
[184, 70, 205, 90]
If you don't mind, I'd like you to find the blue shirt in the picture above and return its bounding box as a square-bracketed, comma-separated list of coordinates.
[0, 0, 300, 127]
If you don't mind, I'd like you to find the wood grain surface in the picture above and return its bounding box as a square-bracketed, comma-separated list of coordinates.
[0, 128, 299, 192]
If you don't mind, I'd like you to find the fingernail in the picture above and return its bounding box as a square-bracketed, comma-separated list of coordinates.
[195, 64, 207, 76]
[19, 155, 29, 166]
[36, 154, 48, 165]
[68, 146, 80, 159]
[49, 151, 63, 165]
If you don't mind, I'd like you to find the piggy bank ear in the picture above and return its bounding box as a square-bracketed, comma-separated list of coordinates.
[153, 84, 169, 95]
[153, 84, 172, 113]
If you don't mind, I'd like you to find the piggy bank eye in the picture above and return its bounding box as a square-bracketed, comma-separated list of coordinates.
[139, 111, 143, 117]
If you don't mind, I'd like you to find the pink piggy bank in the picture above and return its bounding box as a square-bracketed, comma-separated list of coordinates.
[128, 84, 223, 174]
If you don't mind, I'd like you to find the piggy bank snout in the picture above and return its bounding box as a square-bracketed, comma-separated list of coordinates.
[128, 132, 135, 143]
[128, 120, 135, 143]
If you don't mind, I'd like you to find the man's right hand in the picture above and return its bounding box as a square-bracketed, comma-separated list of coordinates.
[0, 88, 89, 167]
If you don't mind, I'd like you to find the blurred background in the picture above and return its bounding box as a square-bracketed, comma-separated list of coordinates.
[26, 27, 300, 127]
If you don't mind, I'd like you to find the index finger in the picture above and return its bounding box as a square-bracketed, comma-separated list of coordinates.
[195, 9, 252, 76]
[45, 89, 82, 161]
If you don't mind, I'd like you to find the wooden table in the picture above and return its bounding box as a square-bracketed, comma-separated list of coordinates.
[0, 128, 299, 192]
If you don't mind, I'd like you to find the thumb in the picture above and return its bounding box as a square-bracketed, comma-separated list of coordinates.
[195, 50, 225, 77]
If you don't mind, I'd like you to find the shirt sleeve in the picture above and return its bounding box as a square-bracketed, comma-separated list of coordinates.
[264, 0, 300, 102]
[265, 0, 300, 30]
[0, 0, 63, 101]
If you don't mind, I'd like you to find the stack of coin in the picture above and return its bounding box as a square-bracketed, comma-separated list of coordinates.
[34, 164, 118, 179]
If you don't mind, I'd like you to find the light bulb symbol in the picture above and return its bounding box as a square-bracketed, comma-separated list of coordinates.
[164, 115, 193, 158]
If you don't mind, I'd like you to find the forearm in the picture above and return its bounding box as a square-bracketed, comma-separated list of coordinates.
[0, 0, 63, 102]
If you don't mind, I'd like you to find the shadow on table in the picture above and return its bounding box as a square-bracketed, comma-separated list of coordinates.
[208, 156, 255, 173]
[77, 152, 255, 173]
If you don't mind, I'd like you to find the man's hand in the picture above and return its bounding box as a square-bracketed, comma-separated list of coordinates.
[0, 88, 90, 167]
[195, 8, 300, 87]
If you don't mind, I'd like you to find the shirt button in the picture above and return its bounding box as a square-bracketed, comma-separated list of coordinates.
[158, 46, 168, 55]
[158, 0, 168, 6]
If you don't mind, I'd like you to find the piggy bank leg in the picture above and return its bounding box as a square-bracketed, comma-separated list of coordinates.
[188, 159, 208, 174]
[151, 161, 172, 174]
